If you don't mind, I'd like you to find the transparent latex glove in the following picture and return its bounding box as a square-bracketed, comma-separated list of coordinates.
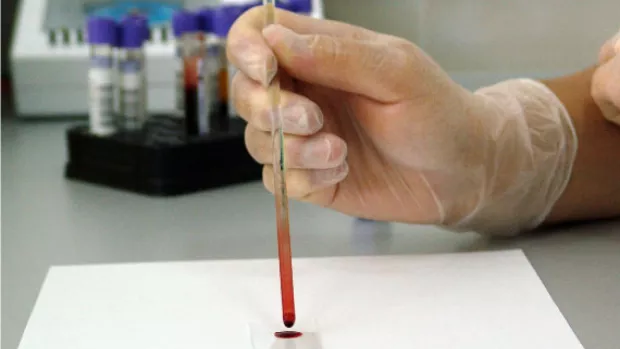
[227, 8, 577, 235]
[593, 28, 620, 126]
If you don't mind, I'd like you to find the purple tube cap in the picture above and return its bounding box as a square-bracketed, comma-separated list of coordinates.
[197, 7, 215, 33]
[291, 0, 312, 13]
[121, 14, 148, 48]
[172, 10, 200, 37]
[278, 1, 297, 12]
[87, 16, 118, 45]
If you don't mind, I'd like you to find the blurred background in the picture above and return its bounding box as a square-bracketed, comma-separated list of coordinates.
[327, 0, 618, 87]
[2, 0, 18, 106]
[1, 0, 19, 77]
[3, 0, 619, 111]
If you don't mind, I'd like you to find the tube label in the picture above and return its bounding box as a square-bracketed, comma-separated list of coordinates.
[120, 59, 144, 130]
[88, 56, 116, 135]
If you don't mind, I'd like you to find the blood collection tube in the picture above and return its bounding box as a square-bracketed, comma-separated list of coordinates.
[86, 17, 118, 136]
[197, 7, 225, 133]
[118, 14, 148, 131]
[214, 5, 246, 121]
[172, 10, 203, 136]
[290, 0, 312, 15]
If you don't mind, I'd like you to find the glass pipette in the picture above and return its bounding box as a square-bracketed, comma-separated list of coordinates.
[263, 0, 296, 329]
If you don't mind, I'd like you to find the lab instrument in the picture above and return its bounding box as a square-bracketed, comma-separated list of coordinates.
[10, 0, 324, 118]
[10, 0, 176, 117]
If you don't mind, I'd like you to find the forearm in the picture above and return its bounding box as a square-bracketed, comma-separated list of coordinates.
[542, 67, 620, 223]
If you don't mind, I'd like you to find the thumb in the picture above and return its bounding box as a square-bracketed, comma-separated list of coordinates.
[262, 24, 411, 103]
[599, 28, 620, 64]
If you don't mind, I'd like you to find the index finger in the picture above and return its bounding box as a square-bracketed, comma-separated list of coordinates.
[226, 6, 378, 86]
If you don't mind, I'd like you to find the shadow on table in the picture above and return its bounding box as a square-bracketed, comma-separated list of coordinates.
[468, 217, 620, 253]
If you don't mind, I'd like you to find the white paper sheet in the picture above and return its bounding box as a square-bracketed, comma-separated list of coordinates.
[18, 250, 583, 349]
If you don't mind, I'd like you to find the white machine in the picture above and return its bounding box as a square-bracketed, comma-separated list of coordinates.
[10, 0, 324, 118]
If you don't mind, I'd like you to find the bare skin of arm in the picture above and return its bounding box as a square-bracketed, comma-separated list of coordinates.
[542, 67, 620, 224]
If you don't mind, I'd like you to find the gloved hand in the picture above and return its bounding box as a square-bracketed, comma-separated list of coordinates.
[593, 28, 620, 126]
[226, 8, 577, 235]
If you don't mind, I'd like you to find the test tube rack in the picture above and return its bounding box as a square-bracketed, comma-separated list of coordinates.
[64, 116, 262, 196]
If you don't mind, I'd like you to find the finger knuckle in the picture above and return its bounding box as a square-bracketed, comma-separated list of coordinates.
[307, 35, 342, 66]
[231, 72, 248, 114]
[225, 7, 264, 63]
[262, 166, 275, 193]
[328, 137, 348, 164]
[390, 36, 415, 52]
[360, 41, 387, 70]
[244, 126, 266, 163]
[225, 30, 242, 63]
[363, 38, 419, 96]
[306, 34, 323, 54]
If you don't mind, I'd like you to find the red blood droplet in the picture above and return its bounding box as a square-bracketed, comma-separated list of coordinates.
[274, 331, 303, 339]
[283, 313, 295, 328]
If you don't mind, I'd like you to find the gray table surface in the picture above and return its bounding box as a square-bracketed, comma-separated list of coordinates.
[2, 115, 620, 349]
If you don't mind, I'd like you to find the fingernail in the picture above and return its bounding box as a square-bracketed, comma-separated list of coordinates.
[301, 136, 332, 167]
[235, 42, 276, 86]
[311, 162, 349, 186]
[262, 24, 308, 56]
[281, 104, 323, 134]
[301, 135, 347, 168]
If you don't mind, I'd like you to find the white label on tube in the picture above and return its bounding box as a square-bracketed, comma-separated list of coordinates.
[122, 72, 141, 90]
[120, 60, 143, 129]
[88, 57, 116, 135]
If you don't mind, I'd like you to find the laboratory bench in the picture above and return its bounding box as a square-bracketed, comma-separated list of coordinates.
[2, 109, 620, 349]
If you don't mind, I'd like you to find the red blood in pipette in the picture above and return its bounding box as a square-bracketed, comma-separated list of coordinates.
[277, 218, 296, 328]
[274, 331, 303, 339]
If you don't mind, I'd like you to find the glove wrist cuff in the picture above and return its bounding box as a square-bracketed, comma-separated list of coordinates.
[448, 78, 578, 235]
